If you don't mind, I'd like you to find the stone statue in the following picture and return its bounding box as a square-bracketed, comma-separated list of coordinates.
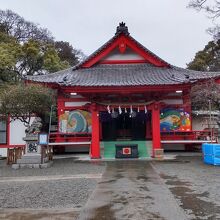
[25, 117, 43, 136]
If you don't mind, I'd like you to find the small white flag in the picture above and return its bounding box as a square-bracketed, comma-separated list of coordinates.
[144, 106, 147, 114]
[107, 105, 111, 114]
[119, 106, 122, 114]
[130, 105, 133, 114]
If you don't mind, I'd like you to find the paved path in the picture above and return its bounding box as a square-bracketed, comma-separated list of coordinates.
[78, 160, 188, 220]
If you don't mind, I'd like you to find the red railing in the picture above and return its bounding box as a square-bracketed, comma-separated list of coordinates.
[161, 129, 218, 142]
[49, 132, 91, 143]
[49, 130, 218, 144]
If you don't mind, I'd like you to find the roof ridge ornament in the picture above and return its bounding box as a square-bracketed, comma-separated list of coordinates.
[115, 22, 130, 35]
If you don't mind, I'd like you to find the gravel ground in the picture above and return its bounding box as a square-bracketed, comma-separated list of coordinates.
[0, 179, 97, 209]
[0, 157, 106, 210]
[0, 157, 105, 177]
[152, 154, 220, 219]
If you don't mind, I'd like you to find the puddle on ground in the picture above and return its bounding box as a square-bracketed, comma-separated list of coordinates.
[160, 173, 220, 220]
[154, 160, 190, 163]
[99, 179, 116, 184]
[114, 173, 123, 178]
[113, 194, 128, 206]
[92, 204, 116, 220]
[139, 186, 149, 191]
[136, 175, 149, 181]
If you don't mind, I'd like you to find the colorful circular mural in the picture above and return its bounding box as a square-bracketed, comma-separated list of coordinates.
[59, 110, 92, 133]
[160, 109, 191, 131]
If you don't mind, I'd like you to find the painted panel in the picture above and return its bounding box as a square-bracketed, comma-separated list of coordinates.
[160, 109, 191, 131]
[59, 110, 91, 133]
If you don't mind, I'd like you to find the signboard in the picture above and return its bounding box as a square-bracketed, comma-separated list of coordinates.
[38, 133, 48, 145]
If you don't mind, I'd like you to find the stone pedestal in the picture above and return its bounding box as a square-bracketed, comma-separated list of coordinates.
[154, 149, 164, 159]
[12, 135, 52, 169]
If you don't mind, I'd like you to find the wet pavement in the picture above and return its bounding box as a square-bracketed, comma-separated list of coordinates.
[153, 156, 220, 220]
[1, 155, 220, 219]
[78, 160, 187, 220]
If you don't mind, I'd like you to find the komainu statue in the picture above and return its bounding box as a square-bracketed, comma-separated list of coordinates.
[25, 117, 43, 136]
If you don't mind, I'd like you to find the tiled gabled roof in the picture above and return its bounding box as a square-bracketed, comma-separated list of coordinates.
[27, 23, 220, 87]
[27, 63, 220, 87]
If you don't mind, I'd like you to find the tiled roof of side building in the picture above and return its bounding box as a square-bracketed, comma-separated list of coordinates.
[27, 63, 220, 87]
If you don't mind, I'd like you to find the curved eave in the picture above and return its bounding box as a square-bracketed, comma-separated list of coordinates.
[61, 84, 192, 94]
[26, 64, 220, 88]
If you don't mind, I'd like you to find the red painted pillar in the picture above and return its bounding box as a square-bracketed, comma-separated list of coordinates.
[152, 102, 161, 157]
[91, 104, 100, 159]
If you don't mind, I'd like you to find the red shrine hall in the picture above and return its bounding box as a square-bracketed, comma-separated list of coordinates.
[28, 22, 220, 159]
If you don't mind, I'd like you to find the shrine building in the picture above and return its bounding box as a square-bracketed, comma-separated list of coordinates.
[26, 22, 220, 159]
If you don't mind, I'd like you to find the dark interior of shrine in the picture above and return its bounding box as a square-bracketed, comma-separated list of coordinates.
[100, 111, 151, 141]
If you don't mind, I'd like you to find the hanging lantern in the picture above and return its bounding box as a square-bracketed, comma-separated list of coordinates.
[131, 111, 137, 118]
[111, 107, 119, 118]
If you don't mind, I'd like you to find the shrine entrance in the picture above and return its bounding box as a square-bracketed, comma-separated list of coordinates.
[101, 110, 150, 141]
[100, 109, 152, 159]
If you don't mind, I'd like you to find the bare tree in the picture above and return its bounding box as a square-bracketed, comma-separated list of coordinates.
[191, 79, 220, 110]
[188, 0, 220, 19]
[0, 9, 53, 43]
[188, 0, 220, 39]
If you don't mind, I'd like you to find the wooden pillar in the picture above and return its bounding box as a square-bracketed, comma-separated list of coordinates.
[152, 102, 161, 157]
[91, 104, 100, 159]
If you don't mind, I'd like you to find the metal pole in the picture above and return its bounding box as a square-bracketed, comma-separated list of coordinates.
[48, 105, 54, 137]
[208, 100, 213, 142]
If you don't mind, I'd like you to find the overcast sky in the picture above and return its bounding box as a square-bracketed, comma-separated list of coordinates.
[0, 0, 214, 67]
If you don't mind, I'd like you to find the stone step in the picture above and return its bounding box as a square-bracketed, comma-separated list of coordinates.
[17, 158, 42, 164]
[12, 161, 53, 169]
[17, 154, 48, 164]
